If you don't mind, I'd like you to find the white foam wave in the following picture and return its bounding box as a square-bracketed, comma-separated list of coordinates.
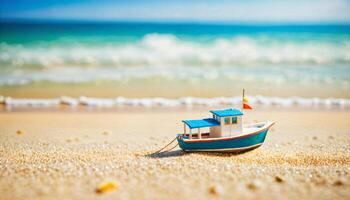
[0, 64, 349, 87]
[1, 96, 350, 108]
[1, 34, 349, 69]
[2, 97, 61, 107]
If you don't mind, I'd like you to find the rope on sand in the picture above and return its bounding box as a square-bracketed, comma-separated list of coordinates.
[154, 136, 179, 154]
[162, 142, 179, 153]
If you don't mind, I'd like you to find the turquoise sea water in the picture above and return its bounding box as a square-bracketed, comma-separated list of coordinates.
[0, 21, 349, 97]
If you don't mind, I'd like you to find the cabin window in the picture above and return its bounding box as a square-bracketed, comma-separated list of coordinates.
[231, 117, 237, 124]
[224, 117, 230, 125]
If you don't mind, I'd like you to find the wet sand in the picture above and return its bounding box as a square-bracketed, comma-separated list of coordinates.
[1, 81, 349, 99]
[0, 109, 350, 200]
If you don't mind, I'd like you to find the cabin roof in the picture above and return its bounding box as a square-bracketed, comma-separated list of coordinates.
[210, 108, 243, 117]
[182, 118, 220, 129]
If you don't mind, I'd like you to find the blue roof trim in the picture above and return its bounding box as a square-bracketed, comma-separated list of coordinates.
[210, 108, 243, 117]
[182, 118, 220, 129]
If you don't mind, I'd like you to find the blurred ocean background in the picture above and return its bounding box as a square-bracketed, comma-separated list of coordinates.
[0, 21, 349, 99]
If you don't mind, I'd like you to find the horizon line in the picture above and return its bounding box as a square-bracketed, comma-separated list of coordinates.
[1, 17, 350, 26]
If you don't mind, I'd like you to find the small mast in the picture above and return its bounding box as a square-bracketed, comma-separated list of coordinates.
[242, 89, 253, 110]
[242, 89, 245, 110]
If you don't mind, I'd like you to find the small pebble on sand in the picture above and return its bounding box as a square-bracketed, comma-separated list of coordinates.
[96, 181, 118, 193]
[208, 185, 224, 195]
[275, 176, 284, 183]
[16, 130, 24, 135]
[246, 180, 263, 191]
[246, 183, 257, 190]
[333, 180, 344, 186]
[312, 136, 317, 140]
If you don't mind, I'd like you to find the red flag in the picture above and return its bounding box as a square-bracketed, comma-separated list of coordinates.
[243, 103, 252, 109]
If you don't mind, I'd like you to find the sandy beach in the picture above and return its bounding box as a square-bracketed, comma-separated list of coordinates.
[1, 1, 350, 199]
[1, 108, 349, 200]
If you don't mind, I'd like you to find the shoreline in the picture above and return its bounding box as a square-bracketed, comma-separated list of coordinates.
[1, 96, 350, 110]
[2, 105, 350, 113]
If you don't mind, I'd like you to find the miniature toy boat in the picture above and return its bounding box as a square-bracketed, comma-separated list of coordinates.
[177, 117, 275, 152]
[175, 90, 275, 153]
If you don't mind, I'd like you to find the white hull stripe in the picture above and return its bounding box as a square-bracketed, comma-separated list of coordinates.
[183, 143, 263, 152]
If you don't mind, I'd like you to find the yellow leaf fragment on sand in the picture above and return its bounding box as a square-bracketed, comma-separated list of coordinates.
[96, 182, 118, 194]
[16, 130, 24, 135]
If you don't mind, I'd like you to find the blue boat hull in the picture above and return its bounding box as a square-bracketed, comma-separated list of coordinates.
[177, 127, 271, 152]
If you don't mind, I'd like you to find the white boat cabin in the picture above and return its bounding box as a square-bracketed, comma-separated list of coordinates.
[182, 108, 243, 139]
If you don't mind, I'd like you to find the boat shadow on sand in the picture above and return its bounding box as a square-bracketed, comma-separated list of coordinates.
[146, 148, 257, 159]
